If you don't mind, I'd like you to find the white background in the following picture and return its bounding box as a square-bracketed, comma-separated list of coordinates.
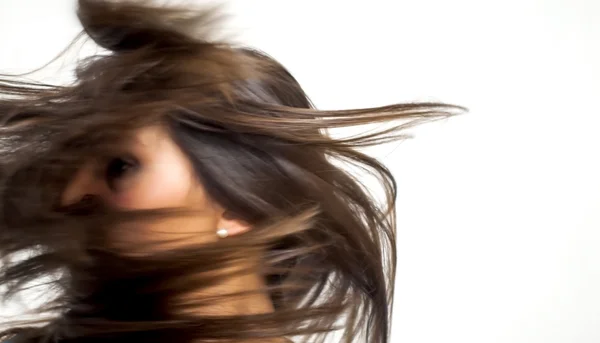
[1, 1, 599, 342]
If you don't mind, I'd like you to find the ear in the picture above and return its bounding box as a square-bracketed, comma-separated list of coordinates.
[216, 213, 251, 237]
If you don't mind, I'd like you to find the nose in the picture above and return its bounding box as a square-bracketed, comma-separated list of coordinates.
[60, 161, 109, 207]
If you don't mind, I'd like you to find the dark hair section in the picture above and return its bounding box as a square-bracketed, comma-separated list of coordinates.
[0, 1, 464, 343]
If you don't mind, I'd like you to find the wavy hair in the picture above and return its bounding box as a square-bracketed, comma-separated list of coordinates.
[0, 1, 463, 343]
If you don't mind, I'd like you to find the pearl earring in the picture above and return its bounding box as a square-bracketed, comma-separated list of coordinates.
[216, 228, 229, 239]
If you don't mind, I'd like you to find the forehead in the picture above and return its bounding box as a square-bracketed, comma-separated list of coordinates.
[84, 124, 172, 155]
[126, 125, 170, 149]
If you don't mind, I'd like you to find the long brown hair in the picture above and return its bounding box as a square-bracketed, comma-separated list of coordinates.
[0, 1, 464, 342]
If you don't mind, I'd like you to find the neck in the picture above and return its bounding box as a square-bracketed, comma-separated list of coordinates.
[172, 262, 287, 343]
[64, 253, 283, 343]
[173, 266, 275, 317]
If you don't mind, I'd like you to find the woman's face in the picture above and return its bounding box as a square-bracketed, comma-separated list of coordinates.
[60, 125, 248, 253]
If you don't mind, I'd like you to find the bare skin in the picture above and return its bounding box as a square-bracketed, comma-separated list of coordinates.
[61, 125, 274, 319]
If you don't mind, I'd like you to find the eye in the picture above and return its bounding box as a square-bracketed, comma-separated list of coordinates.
[105, 156, 139, 191]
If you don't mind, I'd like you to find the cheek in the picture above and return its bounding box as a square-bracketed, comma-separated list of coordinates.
[114, 162, 206, 210]
[108, 162, 221, 254]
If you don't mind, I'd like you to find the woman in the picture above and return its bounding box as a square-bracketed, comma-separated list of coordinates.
[0, 1, 462, 342]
